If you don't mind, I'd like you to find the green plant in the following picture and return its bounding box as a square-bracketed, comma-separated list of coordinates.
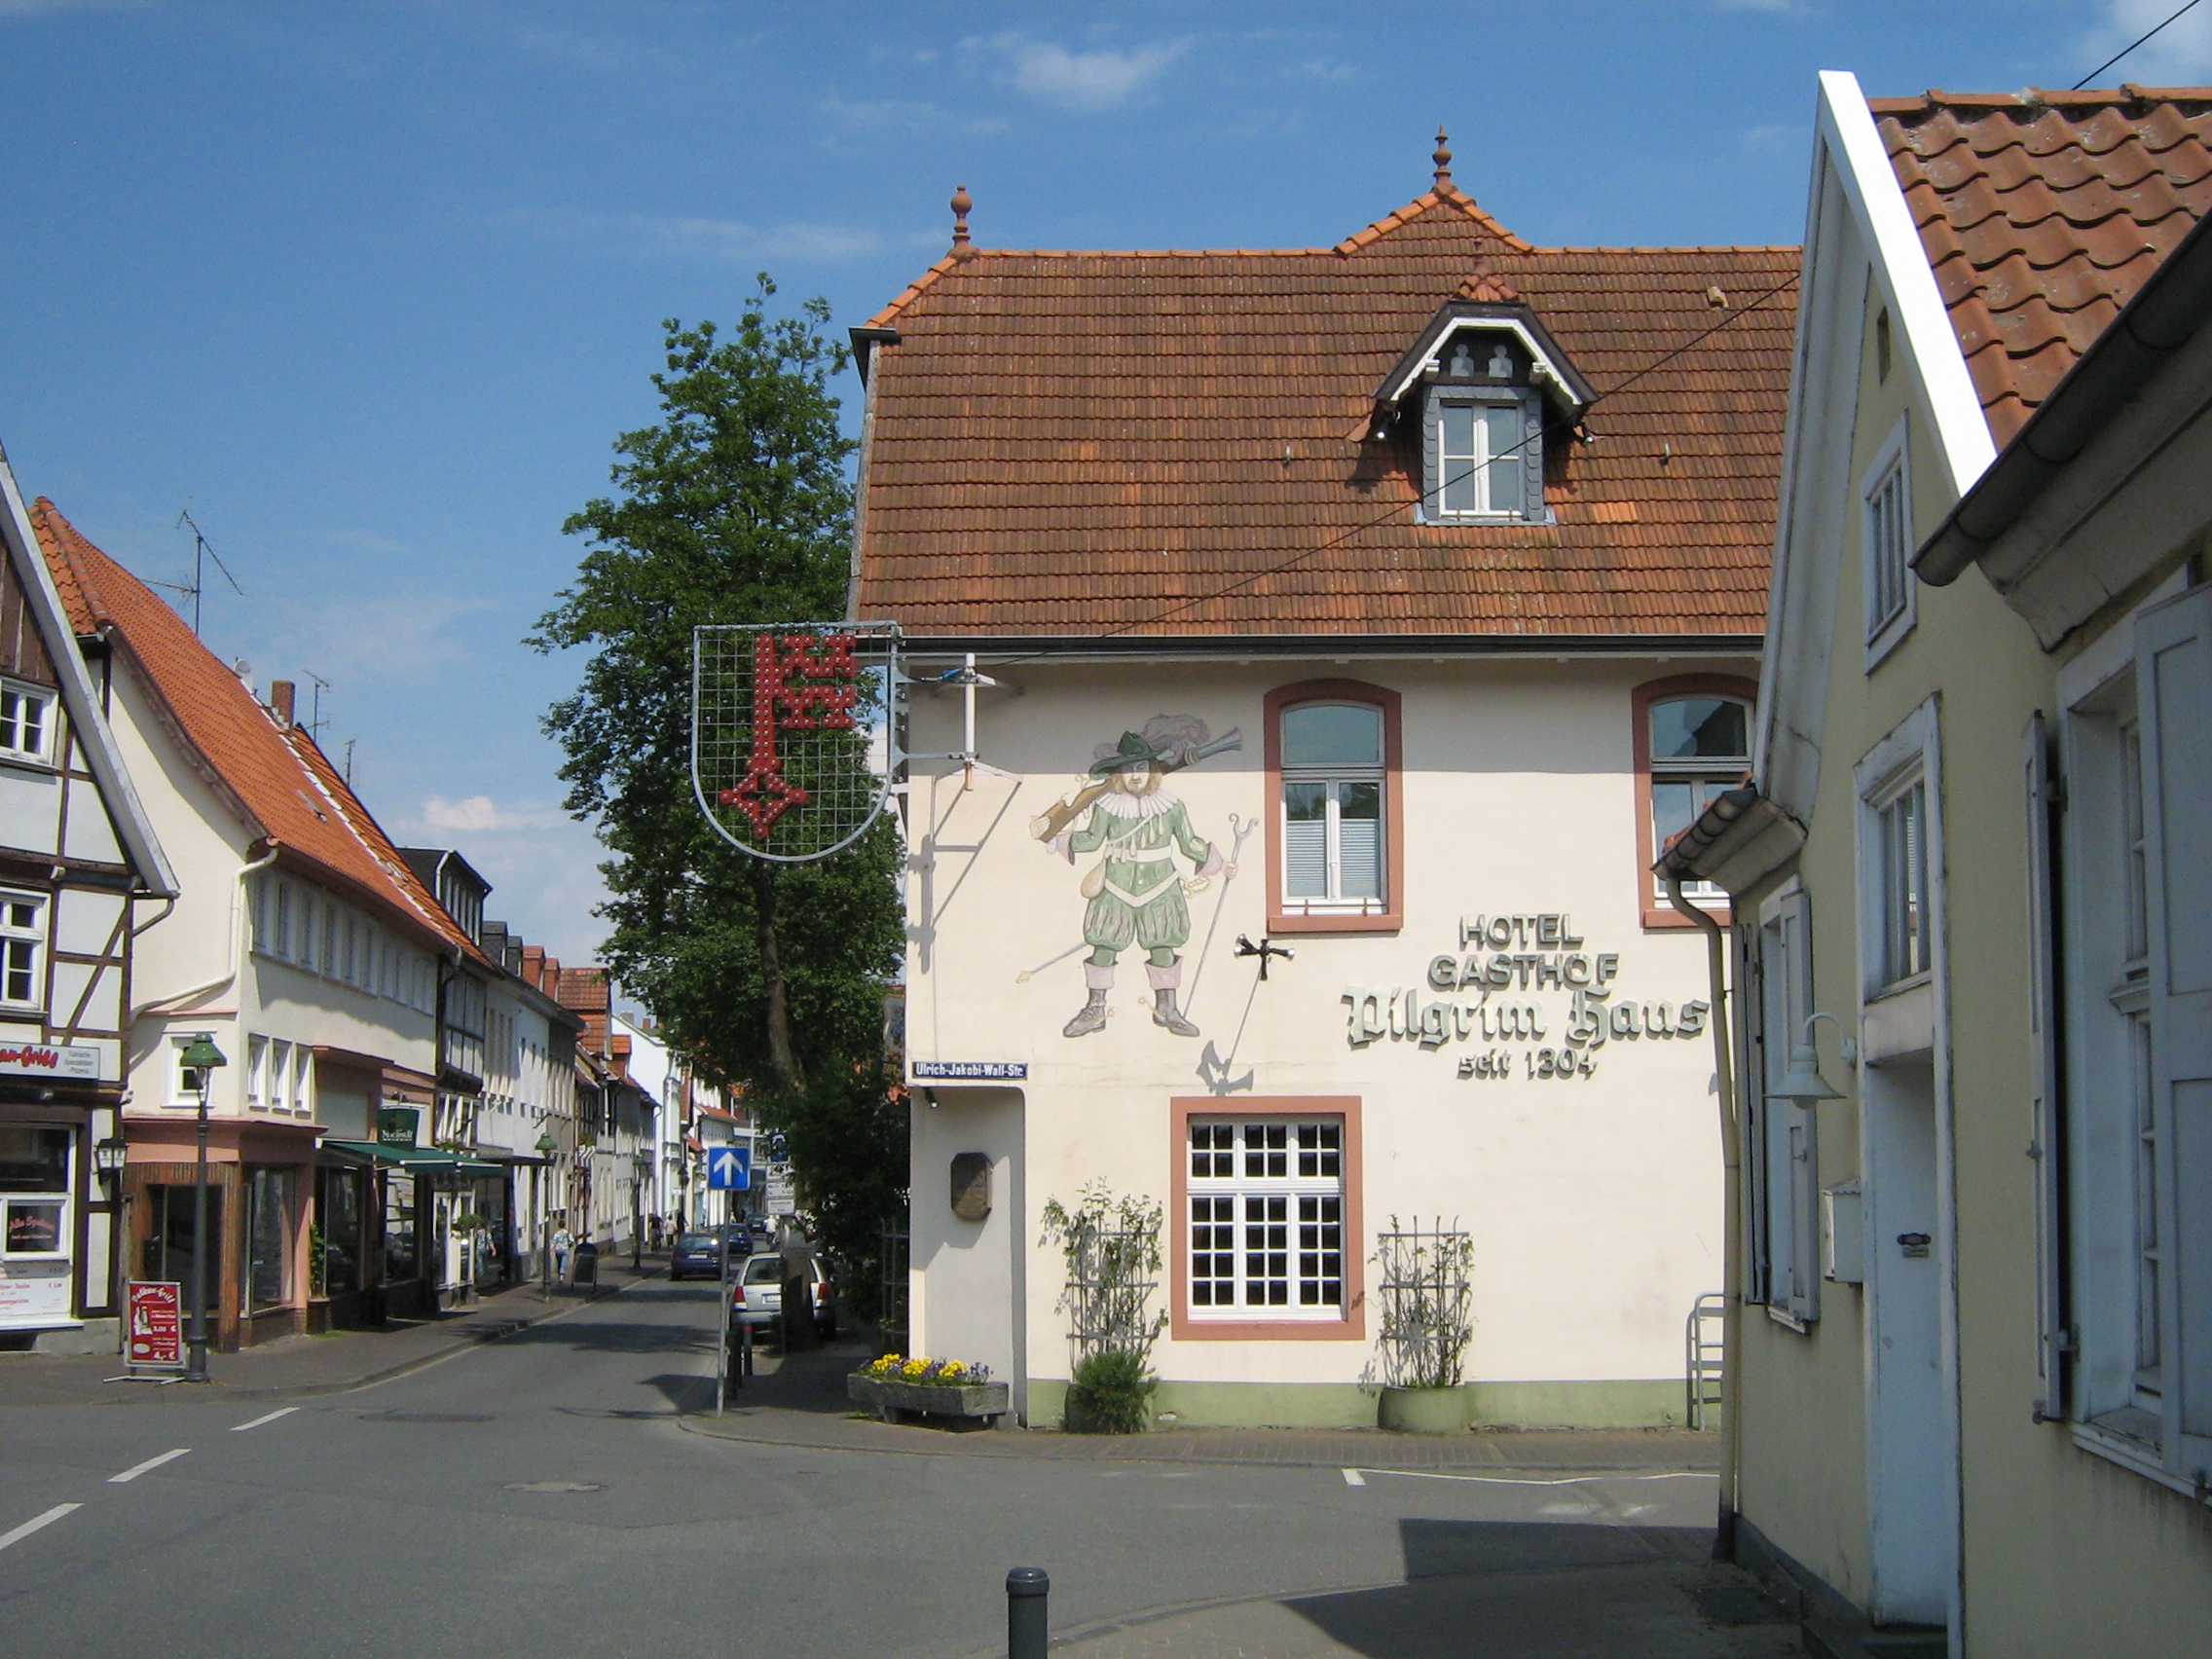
[1042, 1182, 1165, 1432]
[308, 1223, 327, 1299]
[1373, 1220, 1476, 1390]
[1069, 1347, 1156, 1434]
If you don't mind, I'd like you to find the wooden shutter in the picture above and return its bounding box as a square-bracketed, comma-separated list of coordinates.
[2137, 585, 2212, 1466]
[2023, 712, 2069, 1420]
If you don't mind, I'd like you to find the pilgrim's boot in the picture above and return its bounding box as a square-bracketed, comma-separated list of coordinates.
[1064, 964, 1113, 1038]
[1148, 959, 1198, 1037]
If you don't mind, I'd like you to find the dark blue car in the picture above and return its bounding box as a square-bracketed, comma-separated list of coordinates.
[668, 1231, 728, 1281]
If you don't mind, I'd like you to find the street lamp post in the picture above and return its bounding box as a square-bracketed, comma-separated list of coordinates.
[632, 1150, 649, 1269]
[179, 1032, 227, 1383]
[535, 1129, 558, 1301]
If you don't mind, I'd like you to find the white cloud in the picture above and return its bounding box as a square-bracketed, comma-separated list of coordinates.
[820, 93, 1007, 137]
[419, 794, 564, 833]
[499, 206, 924, 265]
[2078, 0, 2212, 84]
[1739, 122, 1807, 158]
[265, 592, 492, 682]
[965, 32, 1192, 113]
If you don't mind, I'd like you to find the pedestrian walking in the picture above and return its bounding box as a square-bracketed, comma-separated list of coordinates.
[551, 1222, 573, 1284]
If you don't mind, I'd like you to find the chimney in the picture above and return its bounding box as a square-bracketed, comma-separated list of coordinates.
[271, 681, 296, 726]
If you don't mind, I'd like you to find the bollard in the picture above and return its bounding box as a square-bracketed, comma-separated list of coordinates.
[1006, 1567, 1049, 1659]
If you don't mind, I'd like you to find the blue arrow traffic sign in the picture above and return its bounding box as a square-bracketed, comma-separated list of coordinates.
[706, 1144, 752, 1192]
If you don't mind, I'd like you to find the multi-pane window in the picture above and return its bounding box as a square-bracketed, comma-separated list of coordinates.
[0, 893, 45, 1007]
[1876, 778, 1931, 985]
[1281, 703, 1384, 911]
[246, 1035, 269, 1108]
[1647, 695, 1751, 901]
[0, 682, 54, 763]
[1422, 333, 1542, 523]
[1862, 416, 1915, 659]
[1187, 1118, 1346, 1319]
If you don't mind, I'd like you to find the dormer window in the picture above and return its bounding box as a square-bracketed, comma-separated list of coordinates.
[1374, 295, 1592, 531]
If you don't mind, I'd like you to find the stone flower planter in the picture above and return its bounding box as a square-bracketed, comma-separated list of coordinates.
[1378, 1384, 1467, 1434]
[849, 1372, 1011, 1427]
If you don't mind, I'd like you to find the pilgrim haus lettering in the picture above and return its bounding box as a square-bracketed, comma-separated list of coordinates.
[1342, 911, 1709, 1081]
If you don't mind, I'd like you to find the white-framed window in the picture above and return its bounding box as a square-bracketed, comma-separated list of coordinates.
[2059, 584, 2212, 1490]
[245, 1035, 269, 1109]
[1187, 1117, 1346, 1319]
[1280, 703, 1384, 910]
[169, 1033, 220, 1105]
[1750, 880, 1820, 1326]
[1647, 693, 1751, 902]
[1, 1125, 71, 1272]
[0, 892, 46, 1009]
[1862, 414, 1916, 667]
[0, 679, 55, 765]
[273, 879, 294, 961]
[294, 1044, 313, 1115]
[1421, 333, 1545, 523]
[1873, 775, 1932, 989]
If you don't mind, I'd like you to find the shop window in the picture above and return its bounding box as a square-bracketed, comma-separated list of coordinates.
[241, 1166, 291, 1312]
[140, 1184, 220, 1292]
[315, 1165, 363, 1295]
[1265, 682, 1402, 934]
[0, 679, 55, 764]
[384, 1175, 418, 1283]
[0, 891, 46, 1009]
[1633, 676, 1754, 928]
[1170, 1098, 1363, 1340]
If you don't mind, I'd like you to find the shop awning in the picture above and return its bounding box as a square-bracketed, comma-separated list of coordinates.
[321, 1140, 487, 1173]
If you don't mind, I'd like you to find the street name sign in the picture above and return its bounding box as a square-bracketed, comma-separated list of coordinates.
[706, 1144, 752, 1192]
[912, 1060, 1028, 1080]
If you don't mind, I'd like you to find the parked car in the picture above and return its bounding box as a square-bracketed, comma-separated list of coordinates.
[801, 1252, 838, 1339]
[730, 1252, 786, 1338]
[668, 1232, 725, 1281]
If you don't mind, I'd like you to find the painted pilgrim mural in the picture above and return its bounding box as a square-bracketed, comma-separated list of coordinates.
[1029, 716, 1241, 1039]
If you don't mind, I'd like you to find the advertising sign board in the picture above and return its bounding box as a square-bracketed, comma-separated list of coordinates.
[126, 1281, 185, 1369]
[0, 1043, 101, 1080]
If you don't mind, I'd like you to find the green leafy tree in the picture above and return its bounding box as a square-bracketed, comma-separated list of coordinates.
[532, 279, 905, 1301]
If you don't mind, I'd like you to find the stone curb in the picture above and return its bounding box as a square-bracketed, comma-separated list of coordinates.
[675, 1409, 1722, 1473]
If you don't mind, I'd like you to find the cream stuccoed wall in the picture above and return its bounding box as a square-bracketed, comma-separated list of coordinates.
[107, 660, 436, 1121]
[1732, 259, 2212, 1651]
[903, 653, 1748, 1426]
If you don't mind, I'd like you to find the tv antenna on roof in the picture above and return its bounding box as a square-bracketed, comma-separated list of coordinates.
[304, 671, 331, 742]
[153, 507, 245, 637]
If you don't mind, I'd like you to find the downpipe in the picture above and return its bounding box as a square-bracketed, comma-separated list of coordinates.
[1667, 872, 1742, 1560]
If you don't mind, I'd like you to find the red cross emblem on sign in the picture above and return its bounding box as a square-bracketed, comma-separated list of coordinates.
[718, 632, 860, 838]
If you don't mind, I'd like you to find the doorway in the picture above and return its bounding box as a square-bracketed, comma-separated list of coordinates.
[1860, 1054, 1956, 1630]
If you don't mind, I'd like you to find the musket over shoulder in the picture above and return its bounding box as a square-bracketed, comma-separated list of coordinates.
[1028, 727, 1243, 849]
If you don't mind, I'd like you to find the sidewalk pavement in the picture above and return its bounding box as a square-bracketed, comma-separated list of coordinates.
[0, 1263, 653, 1407]
[687, 1336, 1723, 1473]
[1026, 1562, 1802, 1659]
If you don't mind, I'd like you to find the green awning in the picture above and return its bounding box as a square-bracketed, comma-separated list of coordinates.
[322, 1139, 470, 1171]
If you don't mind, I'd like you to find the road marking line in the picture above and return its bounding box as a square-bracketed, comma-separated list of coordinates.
[1343, 1468, 1716, 1488]
[1341, 1467, 1365, 1486]
[231, 1407, 299, 1432]
[108, 1448, 192, 1483]
[0, 1504, 82, 1554]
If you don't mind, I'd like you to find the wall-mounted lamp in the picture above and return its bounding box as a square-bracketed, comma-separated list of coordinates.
[93, 1136, 128, 1178]
[1772, 1012, 1854, 1103]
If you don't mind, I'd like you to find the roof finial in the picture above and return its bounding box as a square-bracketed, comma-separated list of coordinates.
[950, 183, 974, 260]
[1433, 126, 1453, 190]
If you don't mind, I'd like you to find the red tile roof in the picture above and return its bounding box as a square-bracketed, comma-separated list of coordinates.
[852, 183, 1797, 640]
[30, 499, 485, 962]
[1873, 86, 2212, 445]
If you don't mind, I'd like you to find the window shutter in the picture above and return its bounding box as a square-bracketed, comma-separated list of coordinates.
[1419, 392, 1440, 524]
[2137, 585, 2212, 1465]
[1741, 938, 1772, 1307]
[2023, 711, 2069, 1419]
[1338, 812, 1381, 902]
[1520, 394, 1545, 520]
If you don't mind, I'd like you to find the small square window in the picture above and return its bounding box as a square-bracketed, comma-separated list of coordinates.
[0, 893, 47, 1008]
[0, 682, 55, 764]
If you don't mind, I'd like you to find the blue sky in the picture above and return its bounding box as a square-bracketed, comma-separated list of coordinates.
[1, 0, 2200, 961]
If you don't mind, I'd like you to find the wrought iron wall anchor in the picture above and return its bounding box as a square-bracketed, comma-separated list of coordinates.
[1234, 934, 1295, 980]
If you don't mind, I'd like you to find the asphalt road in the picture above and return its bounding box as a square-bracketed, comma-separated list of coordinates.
[0, 1279, 1726, 1659]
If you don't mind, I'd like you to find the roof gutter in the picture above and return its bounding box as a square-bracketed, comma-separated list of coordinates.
[1654, 783, 1806, 899]
[1915, 201, 2212, 586]
[889, 632, 1763, 663]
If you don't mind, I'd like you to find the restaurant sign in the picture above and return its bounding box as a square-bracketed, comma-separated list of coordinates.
[378, 1106, 421, 1148]
[0, 1043, 101, 1080]
[1343, 911, 1710, 1082]
[126, 1280, 185, 1368]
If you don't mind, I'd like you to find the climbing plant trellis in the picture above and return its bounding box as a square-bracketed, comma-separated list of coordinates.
[690, 621, 902, 863]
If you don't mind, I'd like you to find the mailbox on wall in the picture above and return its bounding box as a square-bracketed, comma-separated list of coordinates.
[950, 1153, 992, 1222]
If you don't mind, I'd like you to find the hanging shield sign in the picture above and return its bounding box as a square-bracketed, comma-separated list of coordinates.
[691, 622, 900, 862]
